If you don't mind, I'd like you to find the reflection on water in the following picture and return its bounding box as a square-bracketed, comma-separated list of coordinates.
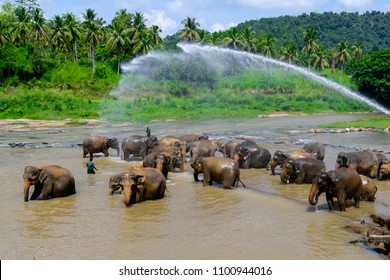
[0, 113, 389, 260]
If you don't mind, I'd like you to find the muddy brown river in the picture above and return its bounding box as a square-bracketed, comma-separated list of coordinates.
[1, 113, 389, 260]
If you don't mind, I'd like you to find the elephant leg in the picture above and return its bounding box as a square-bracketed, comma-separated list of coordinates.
[336, 191, 347, 211]
[325, 192, 336, 210]
[203, 170, 211, 186]
[295, 172, 306, 184]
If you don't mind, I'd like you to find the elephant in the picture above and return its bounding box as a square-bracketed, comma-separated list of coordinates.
[190, 157, 245, 189]
[378, 162, 390, 180]
[190, 139, 226, 162]
[121, 135, 158, 161]
[359, 175, 377, 201]
[82, 136, 119, 158]
[23, 165, 76, 202]
[120, 168, 166, 207]
[233, 140, 271, 169]
[165, 134, 209, 152]
[302, 142, 326, 160]
[142, 152, 171, 179]
[280, 158, 326, 184]
[152, 145, 184, 172]
[225, 140, 240, 159]
[269, 150, 317, 175]
[158, 136, 187, 164]
[335, 150, 380, 178]
[309, 167, 363, 211]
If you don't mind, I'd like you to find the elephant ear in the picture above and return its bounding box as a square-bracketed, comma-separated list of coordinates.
[37, 168, 48, 183]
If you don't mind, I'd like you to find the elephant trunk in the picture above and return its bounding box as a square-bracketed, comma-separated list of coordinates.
[309, 183, 320, 205]
[269, 159, 276, 175]
[155, 161, 164, 172]
[23, 179, 30, 202]
[123, 184, 133, 207]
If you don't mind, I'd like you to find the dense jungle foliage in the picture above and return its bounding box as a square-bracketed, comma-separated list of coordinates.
[0, 0, 389, 122]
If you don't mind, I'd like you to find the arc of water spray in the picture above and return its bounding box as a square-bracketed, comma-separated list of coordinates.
[178, 43, 390, 116]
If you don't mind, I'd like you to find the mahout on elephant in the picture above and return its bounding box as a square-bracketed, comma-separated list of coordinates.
[302, 142, 325, 160]
[225, 140, 240, 159]
[190, 157, 245, 189]
[23, 165, 76, 202]
[142, 151, 171, 179]
[121, 135, 158, 161]
[359, 175, 377, 201]
[82, 136, 119, 158]
[269, 150, 317, 175]
[308, 167, 363, 211]
[280, 158, 326, 184]
[109, 168, 166, 206]
[335, 150, 379, 178]
[233, 140, 271, 169]
[190, 139, 226, 162]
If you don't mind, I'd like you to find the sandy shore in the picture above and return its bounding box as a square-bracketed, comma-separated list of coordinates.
[0, 119, 101, 132]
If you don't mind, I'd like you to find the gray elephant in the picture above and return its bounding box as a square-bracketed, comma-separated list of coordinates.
[359, 175, 377, 201]
[23, 165, 76, 202]
[142, 151, 171, 179]
[82, 136, 119, 158]
[109, 168, 166, 207]
[165, 134, 209, 153]
[269, 150, 317, 175]
[335, 150, 379, 178]
[190, 139, 226, 162]
[233, 140, 271, 169]
[309, 167, 363, 211]
[152, 145, 184, 172]
[225, 140, 240, 159]
[280, 158, 326, 184]
[121, 135, 158, 161]
[190, 157, 245, 189]
[378, 162, 390, 180]
[302, 142, 325, 160]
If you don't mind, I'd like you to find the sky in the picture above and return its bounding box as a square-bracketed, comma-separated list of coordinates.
[3, 0, 390, 37]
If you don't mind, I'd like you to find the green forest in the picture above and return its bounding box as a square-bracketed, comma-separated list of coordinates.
[0, 0, 389, 122]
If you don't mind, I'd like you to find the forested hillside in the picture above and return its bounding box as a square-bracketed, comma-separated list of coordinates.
[237, 11, 390, 51]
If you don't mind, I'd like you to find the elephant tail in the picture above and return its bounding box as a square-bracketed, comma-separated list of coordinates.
[238, 178, 247, 188]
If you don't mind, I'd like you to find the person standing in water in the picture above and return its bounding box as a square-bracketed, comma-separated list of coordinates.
[86, 156, 98, 174]
[146, 126, 151, 137]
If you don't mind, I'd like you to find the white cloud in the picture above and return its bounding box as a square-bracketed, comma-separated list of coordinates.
[144, 10, 178, 36]
[337, 0, 373, 8]
[167, 0, 184, 13]
[210, 22, 225, 32]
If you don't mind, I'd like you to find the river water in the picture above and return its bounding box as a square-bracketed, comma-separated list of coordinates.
[1, 113, 389, 260]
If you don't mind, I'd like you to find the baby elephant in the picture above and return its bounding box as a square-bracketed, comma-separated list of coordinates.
[359, 175, 377, 201]
[191, 157, 246, 189]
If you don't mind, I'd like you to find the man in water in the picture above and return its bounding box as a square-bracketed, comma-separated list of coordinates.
[86, 156, 99, 174]
[146, 126, 151, 137]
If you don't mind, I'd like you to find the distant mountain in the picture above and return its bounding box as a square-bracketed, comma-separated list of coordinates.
[237, 11, 390, 51]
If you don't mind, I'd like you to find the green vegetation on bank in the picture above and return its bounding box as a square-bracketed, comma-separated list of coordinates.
[319, 118, 390, 130]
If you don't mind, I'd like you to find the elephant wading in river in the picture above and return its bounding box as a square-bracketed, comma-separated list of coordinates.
[23, 165, 76, 202]
[82, 136, 119, 158]
[190, 139, 226, 162]
[190, 157, 245, 189]
[233, 140, 271, 169]
[109, 168, 166, 206]
[269, 150, 317, 175]
[335, 150, 379, 178]
[309, 167, 363, 211]
[280, 158, 326, 184]
[302, 142, 326, 160]
[359, 175, 377, 201]
[143, 152, 171, 179]
[121, 135, 158, 161]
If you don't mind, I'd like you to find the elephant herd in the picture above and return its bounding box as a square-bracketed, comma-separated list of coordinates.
[23, 132, 390, 213]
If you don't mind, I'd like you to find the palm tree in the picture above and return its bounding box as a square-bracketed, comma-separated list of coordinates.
[106, 22, 131, 73]
[352, 41, 363, 58]
[242, 27, 258, 52]
[12, 6, 31, 45]
[310, 46, 329, 72]
[330, 48, 338, 78]
[83, 8, 104, 78]
[149, 25, 163, 46]
[279, 44, 298, 64]
[64, 13, 81, 62]
[132, 29, 154, 55]
[222, 27, 245, 50]
[302, 28, 319, 69]
[29, 7, 48, 44]
[336, 40, 351, 82]
[130, 12, 146, 41]
[179, 17, 200, 42]
[261, 34, 276, 58]
[112, 9, 132, 29]
[49, 15, 68, 62]
[0, 21, 10, 45]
